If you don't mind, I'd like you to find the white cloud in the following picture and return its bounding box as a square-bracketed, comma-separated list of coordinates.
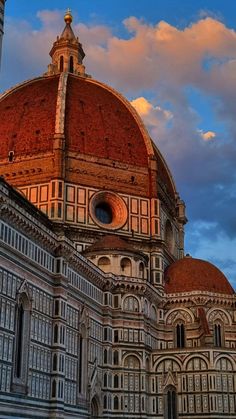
[199, 130, 216, 141]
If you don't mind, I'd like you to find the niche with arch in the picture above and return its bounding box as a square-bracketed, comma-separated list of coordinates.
[123, 295, 140, 312]
[98, 256, 111, 273]
[120, 257, 132, 276]
[139, 262, 145, 278]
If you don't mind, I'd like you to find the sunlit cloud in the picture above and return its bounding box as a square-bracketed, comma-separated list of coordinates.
[130, 97, 172, 126]
[199, 130, 216, 141]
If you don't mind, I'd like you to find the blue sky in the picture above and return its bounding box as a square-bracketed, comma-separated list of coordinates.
[1, 1, 236, 288]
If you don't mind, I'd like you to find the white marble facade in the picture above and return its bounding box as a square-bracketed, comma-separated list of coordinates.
[0, 177, 236, 419]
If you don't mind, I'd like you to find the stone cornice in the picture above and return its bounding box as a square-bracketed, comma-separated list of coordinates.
[0, 195, 57, 252]
[164, 291, 235, 308]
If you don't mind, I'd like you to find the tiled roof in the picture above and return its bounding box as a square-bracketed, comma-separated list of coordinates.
[0, 74, 149, 166]
[65, 75, 149, 166]
[165, 256, 234, 295]
[0, 76, 59, 158]
[82, 235, 148, 261]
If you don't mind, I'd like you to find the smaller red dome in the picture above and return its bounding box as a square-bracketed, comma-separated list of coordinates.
[82, 235, 134, 253]
[165, 256, 234, 295]
[82, 235, 148, 261]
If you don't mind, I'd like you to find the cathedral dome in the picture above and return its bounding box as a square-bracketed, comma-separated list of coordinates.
[0, 11, 183, 249]
[0, 74, 177, 201]
[0, 12, 178, 201]
[164, 256, 234, 295]
[0, 76, 59, 158]
[0, 74, 151, 166]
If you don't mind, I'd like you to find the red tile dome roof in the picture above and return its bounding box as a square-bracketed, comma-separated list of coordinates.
[82, 234, 148, 261]
[64, 75, 150, 166]
[0, 74, 151, 166]
[0, 73, 177, 200]
[0, 76, 59, 157]
[83, 235, 134, 253]
[165, 256, 234, 295]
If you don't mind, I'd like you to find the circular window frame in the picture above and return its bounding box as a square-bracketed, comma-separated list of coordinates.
[89, 191, 128, 230]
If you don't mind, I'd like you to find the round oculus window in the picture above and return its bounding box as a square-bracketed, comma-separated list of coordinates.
[90, 191, 128, 230]
[95, 202, 113, 224]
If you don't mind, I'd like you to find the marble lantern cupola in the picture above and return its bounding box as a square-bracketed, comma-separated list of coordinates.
[46, 9, 87, 77]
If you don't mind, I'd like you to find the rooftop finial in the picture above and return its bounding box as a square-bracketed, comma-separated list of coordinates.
[64, 8, 73, 24]
[45, 8, 90, 78]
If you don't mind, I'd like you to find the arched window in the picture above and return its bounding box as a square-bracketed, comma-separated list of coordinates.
[52, 379, 57, 398]
[214, 323, 222, 347]
[104, 349, 107, 364]
[59, 56, 64, 72]
[124, 355, 140, 369]
[15, 303, 24, 378]
[165, 386, 177, 419]
[150, 305, 157, 322]
[78, 324, 88, 395]
[13, 290, 31, 392]
[98, 257, 111, 273]
[114, 330, 119, 342]
[91, 396, 99, 417]
[123, 355, 141, 409]
[120, 258, 132, 276]
[69, 56, 74, 73]
[114, 374, 119, 388]
[53, 354, 57, 371]
[113, 350, 119, 365]
[103, 395, 107, 409]
[114, 395, 119, 410]
[54, 324, 58, 343]
[54, 300, 59, 315]
[139, 262, 145, 278]
[176, 323, 185, 348]
[103, 372, 107, 387]
[123, 296, 139, 312]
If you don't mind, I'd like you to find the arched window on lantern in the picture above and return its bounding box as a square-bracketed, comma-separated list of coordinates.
[59, 56, 64, 72]
[69, 56, 74, 73]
